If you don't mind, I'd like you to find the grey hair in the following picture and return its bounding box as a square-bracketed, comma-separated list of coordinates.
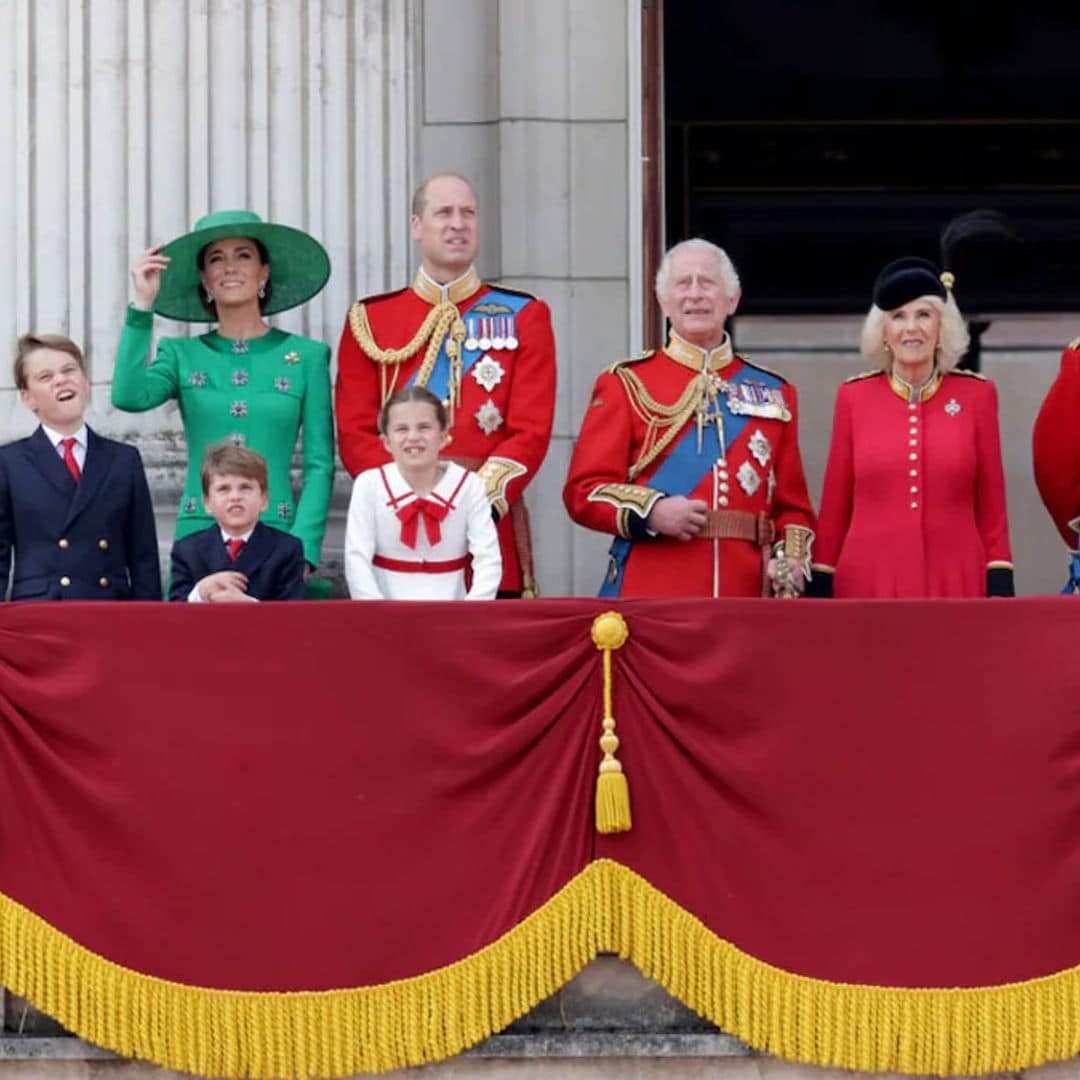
[859, 292, 970, 373]
[654, 239, 740, 302]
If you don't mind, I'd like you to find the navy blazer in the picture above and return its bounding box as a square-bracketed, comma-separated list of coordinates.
[169, 521, 306, 602]
[0, 426, 162, 600]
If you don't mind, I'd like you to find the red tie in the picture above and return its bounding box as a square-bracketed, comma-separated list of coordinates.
[396, 498, 450, 549]
[227, 538, 245, 561]
[61, 437, 81, 482]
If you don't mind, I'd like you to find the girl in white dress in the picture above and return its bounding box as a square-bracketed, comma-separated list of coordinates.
[344, 387, 501, 600]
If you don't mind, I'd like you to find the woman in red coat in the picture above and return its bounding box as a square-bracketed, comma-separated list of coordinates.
[809, 257, 1014, 598]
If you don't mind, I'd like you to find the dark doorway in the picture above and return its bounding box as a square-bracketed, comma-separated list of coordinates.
[663, 2, 1080, 314]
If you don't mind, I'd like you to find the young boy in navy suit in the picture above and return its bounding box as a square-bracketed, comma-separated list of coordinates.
[0, 333, 161, 600]
[170, 444, 306, 602]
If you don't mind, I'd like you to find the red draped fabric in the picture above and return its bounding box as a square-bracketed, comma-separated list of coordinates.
[2, 597, 1080, 1076]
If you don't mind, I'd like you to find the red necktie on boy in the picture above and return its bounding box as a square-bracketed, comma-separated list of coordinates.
[227, 538, 245, 561]
[60, 437, 81, 482]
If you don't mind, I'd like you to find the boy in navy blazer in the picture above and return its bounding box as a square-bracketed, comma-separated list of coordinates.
[170, 444, 306, 602]
[0, 333, 161, 601]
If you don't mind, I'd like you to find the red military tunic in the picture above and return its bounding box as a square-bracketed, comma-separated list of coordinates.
[1033, 338, 1080, 549]
[813, 368, 1013, 597]
[563, 333, 816, 597]
[335, 266, 556, 593]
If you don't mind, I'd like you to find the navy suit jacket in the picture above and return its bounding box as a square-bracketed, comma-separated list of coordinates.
[169, 521, 306, 602]
[0, 426, 162, 600]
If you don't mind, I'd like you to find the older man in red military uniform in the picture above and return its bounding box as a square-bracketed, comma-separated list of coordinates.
[335, 173, 556, 596]
[1034, 335, 1080, 591]
[564, 239, 816, 598]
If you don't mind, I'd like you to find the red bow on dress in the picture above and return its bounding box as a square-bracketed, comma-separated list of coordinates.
[396, 498, 449, 549]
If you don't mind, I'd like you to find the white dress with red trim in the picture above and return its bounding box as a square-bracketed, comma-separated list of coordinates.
[344, 460, 501, 600]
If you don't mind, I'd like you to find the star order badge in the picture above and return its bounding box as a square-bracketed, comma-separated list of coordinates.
[945, 398, 961, 416]
[737, 461, 761, 496]
[471, 354, 506, 393]
[749, 428, 772, 467]
[475, 399, 504, 435]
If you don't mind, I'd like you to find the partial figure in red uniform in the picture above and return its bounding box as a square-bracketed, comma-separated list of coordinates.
[1033, 336, 1080, 592]
[335, 173, 556, 597]
[809, 257, 1014, 598]
[564, 239, 816, 598]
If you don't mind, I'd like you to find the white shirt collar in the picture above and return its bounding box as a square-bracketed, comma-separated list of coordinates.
[219, 526, 256, 545]
[41, 422, 87, 450]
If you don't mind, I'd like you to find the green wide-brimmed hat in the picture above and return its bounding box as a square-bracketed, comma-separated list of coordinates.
[155, 210, 331, 322]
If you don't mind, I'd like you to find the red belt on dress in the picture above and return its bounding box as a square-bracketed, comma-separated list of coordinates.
[372, 554, 470, 574]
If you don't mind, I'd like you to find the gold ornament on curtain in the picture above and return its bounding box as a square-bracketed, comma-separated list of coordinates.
[591, 610, 631, 833]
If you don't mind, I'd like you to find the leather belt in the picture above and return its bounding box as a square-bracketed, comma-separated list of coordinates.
[698, 509, 775, 546]
[373, 554, 470, 574]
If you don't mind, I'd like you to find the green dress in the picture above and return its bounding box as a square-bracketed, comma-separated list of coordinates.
[112, 305, 334, 566]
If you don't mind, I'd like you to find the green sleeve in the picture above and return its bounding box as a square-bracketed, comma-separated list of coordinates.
[290, 342, 335, 566]
[111, 304, 179, 412]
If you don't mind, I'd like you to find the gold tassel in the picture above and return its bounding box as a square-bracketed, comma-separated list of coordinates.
[591, 611, 631, 833]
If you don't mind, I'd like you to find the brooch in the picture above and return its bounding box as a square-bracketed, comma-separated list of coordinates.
[284, 351, 301, 365]
[471, 354, 506, 393]
[475, 399, 504, 435]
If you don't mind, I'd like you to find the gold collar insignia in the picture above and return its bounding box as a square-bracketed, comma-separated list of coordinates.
[412, 266, 482, 306]
[888, 368, 943, 403]
[665, 330, 734, 373]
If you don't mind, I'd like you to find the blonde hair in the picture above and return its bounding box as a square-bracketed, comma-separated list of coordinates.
[859, 292, 970, 372]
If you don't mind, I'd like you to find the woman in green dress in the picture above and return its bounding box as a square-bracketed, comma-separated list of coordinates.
[112, 210, 334, 573]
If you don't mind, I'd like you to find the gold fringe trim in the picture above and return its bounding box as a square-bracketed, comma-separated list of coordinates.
[5, 860, 1080, 1077]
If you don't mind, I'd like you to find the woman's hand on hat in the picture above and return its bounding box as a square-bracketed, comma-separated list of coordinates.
[131, 243, 171, 311]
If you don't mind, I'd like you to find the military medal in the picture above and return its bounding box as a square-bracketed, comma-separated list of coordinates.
[464, 318, 479, 352]
[472, 354, 506, 393]
[505, 315, 519, 350]
[478, 318, 492, 351]
[737, 461, 761, 496]
[491, 316, 506, 350]
[749, 428, 772, 467]
[475, 398, 504, 435]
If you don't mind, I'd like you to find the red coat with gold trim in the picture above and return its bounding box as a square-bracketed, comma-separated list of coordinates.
[1033, 339, 1080, 549]
[335, 270, 556, 593]
[563, 343, 816, 597]
[813, 369, 1013, 597]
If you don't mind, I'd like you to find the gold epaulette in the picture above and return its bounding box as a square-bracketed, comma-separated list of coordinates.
[844, 369, 884, 383]
[1067, 336, 1080, 351]
[950, 368, 987, 380]
[738, 354, 790, 384]
[483, 281, 538, 301]
[605, 350, 655, 375]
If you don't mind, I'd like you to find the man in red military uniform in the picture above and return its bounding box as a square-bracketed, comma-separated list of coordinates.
[1034, 336, 1080, 591]
[564, 239, 816, 598]
[335, 173, 556, 596]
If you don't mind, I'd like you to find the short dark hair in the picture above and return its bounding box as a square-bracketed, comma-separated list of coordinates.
[410, 172, 476, 219]
[377, 386, 449, 435]
[196, 236, 273, 316]
[13, 333, 86, 390]
[200, 443, 269, 495]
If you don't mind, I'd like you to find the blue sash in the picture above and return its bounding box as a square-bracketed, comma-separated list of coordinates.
[598, 364, 786, 597]
[407, 288, 532, 401]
